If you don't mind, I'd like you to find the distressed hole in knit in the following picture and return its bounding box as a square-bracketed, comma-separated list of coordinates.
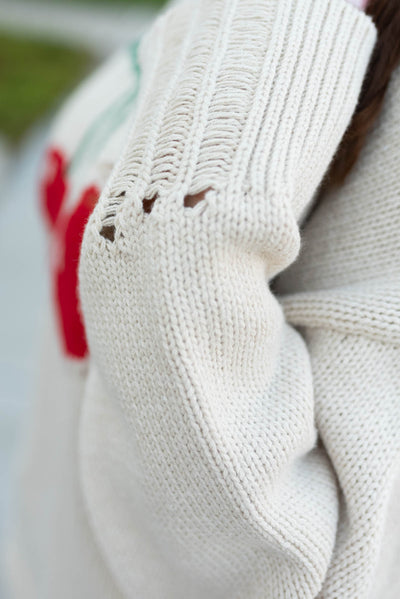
[100, 224, 115, 242]
[142, 194, 159, 214]
[99, 191, 126, 242]
[183, 188, 211, 208]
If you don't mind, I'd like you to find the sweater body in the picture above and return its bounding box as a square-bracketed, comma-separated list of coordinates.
[3, 1, 399, 597]
[3, 45, 136, 599]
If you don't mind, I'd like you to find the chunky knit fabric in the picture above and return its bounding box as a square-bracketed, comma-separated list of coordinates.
[4, 0, 400, 597]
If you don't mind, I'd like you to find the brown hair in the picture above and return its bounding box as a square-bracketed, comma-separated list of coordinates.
[316, 0, 400, 196]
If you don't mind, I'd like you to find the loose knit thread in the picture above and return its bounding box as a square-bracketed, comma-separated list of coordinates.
[93, 0, 376, 239]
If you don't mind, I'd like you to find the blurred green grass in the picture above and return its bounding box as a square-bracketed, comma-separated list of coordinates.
[46, 0, 168, 8]
[0, 0, 169, 144]
[55, 0, 167, 5]
[0, 34, 94, 144]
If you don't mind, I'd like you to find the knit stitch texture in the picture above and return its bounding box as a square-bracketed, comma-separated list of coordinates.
[4, 0, 400, 597]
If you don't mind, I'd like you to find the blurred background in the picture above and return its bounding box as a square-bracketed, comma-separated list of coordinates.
[0, 0, 167, 590]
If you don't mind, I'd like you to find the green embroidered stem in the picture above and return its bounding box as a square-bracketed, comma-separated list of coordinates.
[68, 39, 142, 178]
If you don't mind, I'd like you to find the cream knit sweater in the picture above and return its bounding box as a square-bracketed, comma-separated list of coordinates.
[4, 0, 400, 597]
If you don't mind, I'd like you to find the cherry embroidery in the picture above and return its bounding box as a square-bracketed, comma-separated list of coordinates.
[53, 185, 99, 359]
[40, 146, 99, 359]
[40, 147, 68, 228]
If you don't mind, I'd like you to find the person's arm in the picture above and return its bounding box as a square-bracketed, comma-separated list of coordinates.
[78, 0, 377, 596]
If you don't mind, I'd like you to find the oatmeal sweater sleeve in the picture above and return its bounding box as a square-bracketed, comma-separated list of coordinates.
[275, 61, 400, 598]
[78, 1, 377, 597]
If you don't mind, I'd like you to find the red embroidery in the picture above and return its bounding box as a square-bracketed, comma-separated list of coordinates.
[40, 147, 99, 359]
[40, 148, 68, 228]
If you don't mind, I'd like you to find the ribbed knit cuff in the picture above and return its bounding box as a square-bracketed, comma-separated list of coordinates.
[94, 0, 376, 234]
